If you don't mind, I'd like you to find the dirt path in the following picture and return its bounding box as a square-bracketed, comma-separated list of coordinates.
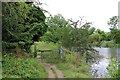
[43, 63, 55, 78]
[43, 63, 64, 78]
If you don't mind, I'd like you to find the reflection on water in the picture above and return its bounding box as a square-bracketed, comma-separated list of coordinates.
[91, 47, 117, 78]
[116, 48, 120, 65]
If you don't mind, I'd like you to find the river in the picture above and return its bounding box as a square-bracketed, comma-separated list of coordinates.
[90, 47, 119, 78]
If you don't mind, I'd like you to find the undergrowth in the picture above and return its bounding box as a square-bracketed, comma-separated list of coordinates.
[2, 53, 48, 78]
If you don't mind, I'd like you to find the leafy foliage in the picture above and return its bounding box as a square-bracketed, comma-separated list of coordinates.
[100, 40, 117, 48]
[41, 14, 69, 43]
[2, 54, 48, 78]
[42, 15, 93, 52]
[107, 16, 118, 30]
[111, 29, 120, 44]
[2, 2, 47, 53]
[88, 27, 96, 35]
[106, 58, 120, 78]
[107, 16, 120, 44]
[41, 14, 98, 63]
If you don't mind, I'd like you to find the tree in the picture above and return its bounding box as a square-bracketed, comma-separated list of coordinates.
[105, 32, 112, 41]
[68, 18, 94, 53]
[42, 15, 97, 63]
[88, 27, 96, 35]
[41, 14, 69, 43]
[112, 29, 120, 44]
[2, 2, 47, 53]
[107, 16, 120, 44]
[107, 16, 118, 30]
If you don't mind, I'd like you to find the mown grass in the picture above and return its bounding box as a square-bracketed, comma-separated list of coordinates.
[2, 54, 48, 78]
[31, 41, 59, 52]
[31, 41, 93, 78]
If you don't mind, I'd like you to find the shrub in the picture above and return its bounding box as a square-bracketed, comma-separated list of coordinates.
[106, 58, 119, 78]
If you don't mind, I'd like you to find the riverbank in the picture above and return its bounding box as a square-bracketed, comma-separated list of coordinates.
[33, 41, 93, 78]
[56, 60, 92, 78]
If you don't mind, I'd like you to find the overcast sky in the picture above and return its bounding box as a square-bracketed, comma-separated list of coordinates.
[40, 0, 119, 32]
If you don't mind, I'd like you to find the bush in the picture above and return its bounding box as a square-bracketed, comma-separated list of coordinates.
[2, 54, 48, 78]
[106, 58, 119, 78]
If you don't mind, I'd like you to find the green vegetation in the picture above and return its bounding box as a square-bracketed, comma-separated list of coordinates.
[31, 41, 60, 63]
[32, 41, 92, 78]
[100, 40, 117, 48]
[2, 1, 120, 78]
[2, 54, 48, 78]
[88, 16, 120, 48]
[57, 63, 91, 78]
[2, 2, 48, 78]
[2, 2, 47, 53]
[106, 58, 120, 78]
[33, 41, 59, 50]
[56, 52, 92, 78]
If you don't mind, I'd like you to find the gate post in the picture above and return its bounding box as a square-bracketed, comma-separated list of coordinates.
[34, 43, 37, 58]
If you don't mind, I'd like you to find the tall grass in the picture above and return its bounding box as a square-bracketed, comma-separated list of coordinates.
[56, 53, 92, 78]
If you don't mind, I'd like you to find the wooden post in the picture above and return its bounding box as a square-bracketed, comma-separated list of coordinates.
[34, 44, 37, 58]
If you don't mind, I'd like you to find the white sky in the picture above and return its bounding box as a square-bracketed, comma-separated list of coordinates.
[40, 0, 119, 32]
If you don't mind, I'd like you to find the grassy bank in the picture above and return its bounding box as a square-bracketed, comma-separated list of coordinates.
[56, 53, 92, 78]
[32, 41, 93, 78]
[2, 53, 48, 78]
[57, 63, 92, 78]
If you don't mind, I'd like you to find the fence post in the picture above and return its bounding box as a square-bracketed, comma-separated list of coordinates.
[34, 43, 37, 58]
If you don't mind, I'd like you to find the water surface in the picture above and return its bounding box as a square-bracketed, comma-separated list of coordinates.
[91, 47, 117, 78]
